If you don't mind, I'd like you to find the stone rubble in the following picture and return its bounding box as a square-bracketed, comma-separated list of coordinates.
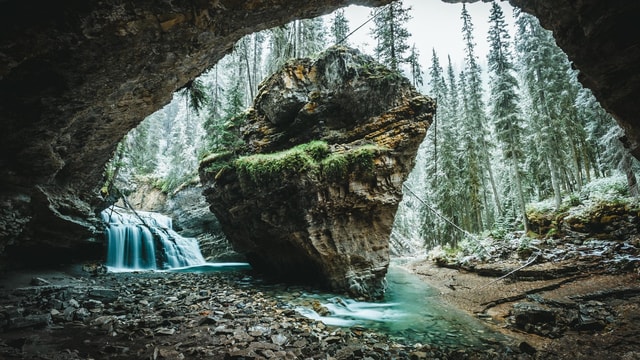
[0, 269, 525, 360]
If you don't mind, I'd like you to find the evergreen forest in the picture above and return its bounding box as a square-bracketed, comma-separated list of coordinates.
[105, 1, 638, 254]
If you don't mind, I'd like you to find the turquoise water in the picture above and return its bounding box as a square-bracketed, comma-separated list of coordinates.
[294, 266, 506, 348]
[132, 259, 507, 349]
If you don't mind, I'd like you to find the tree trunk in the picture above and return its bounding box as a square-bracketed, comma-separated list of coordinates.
[621, 152, 639, 198]
[547, 156, 563, 209]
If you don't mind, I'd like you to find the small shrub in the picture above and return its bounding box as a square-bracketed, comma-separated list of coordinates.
[321, 153, 349, 181]
[348, 146, 377, 173]
[299, 141, 330, 162]
[567, 193, 581, 207]
[581, 174, 629, 200]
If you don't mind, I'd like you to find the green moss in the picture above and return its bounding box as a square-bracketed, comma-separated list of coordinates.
[320, 153, 349, 180]
[234, 142, 327, 185]
[321, 144, 385, 181]
[233, 141, 386, 186]
[236, 149, 315, 185]
[201, 151, 236, 178]
[347, 145, 378, 173]
[296, 140, 330, 161]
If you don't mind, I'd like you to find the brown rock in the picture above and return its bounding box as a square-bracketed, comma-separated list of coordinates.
[200, 47, 434, 299]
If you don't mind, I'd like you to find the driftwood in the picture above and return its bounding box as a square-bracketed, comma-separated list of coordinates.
[569, 287, 640, 302]
[480, 274, 590, 312]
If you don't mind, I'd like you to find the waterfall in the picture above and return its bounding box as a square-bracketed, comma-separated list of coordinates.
[101, 206, 206, 271]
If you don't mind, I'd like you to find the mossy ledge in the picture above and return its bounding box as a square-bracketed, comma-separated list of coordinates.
[201, 141, 389, 187]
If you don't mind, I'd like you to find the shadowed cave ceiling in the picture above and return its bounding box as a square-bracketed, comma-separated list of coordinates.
[0, 0, 638, 265]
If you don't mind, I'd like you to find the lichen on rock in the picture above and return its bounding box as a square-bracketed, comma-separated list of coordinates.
[200, 46, 435, 299]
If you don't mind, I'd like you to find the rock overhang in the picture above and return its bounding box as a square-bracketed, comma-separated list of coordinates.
[0, 0, 638, 268]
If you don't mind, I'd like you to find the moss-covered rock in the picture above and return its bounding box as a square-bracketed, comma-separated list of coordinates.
[527, 198, 640, 242]
[199, 46, 435, 299]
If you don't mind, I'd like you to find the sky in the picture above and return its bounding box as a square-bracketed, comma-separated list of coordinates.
[332, 0, 517, 79]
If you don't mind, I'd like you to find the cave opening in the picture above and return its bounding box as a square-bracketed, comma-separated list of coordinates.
[2, 1, 640, 358]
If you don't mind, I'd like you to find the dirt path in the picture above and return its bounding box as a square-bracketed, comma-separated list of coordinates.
[406, 257, 640, 359]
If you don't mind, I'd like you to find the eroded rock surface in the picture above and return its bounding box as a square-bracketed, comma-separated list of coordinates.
[200, 47, 434, 298]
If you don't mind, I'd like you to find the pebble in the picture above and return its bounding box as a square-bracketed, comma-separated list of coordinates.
[0, 271, 519, 360]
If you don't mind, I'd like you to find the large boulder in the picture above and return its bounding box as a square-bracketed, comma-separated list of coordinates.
[199, 47, 435, 299]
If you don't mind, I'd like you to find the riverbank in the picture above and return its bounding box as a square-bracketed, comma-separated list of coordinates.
[0, 265, 524, 360]
[405, 236, 640, 359]
[2, 237, 638, 360]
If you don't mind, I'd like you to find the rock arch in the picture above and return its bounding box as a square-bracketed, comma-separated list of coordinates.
[0, 0, 638, 266]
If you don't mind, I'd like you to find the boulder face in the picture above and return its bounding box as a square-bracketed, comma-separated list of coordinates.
[199, 47, 435, 299]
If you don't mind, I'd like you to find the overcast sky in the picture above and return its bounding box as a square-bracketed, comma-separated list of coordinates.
[333, 0, 517, 77]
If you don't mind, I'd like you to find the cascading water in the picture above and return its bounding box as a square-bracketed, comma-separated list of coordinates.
[101, 206, 206, 271]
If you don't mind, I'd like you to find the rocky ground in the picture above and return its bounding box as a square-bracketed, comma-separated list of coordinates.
[0, 265, 524, 360]
[407, 235, 640, 360]
[1, 236, 639, 359]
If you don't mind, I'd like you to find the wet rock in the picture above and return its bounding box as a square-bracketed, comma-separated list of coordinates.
[7, 313, 51, 329]
[82, 263, 107, 276]
[271, 333, 288, 346]
[0, 270, 522, 360]
[409, 351, 428, 360]
[518, 341, 537, 355]
[156, 327, 177, 335]
[88, 288, 119, 303]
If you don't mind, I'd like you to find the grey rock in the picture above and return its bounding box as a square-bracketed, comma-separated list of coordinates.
[8, 313, 51, 329]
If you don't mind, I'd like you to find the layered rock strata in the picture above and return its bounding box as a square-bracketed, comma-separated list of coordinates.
[199, 47, 434, 298]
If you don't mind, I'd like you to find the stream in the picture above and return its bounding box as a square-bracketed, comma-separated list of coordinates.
[287, 265, 506, 349]
[101, 207, 508, 351]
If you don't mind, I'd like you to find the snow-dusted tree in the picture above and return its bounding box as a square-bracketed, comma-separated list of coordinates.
[370, 1, 412, 71]
[487, 2, 528, 232]
[330, 9, 350, 45]
[407, 44, 424, 89]
[515, 11, 593, 207]
[459, 4, 501, 231]
[266, 18, 327, 75]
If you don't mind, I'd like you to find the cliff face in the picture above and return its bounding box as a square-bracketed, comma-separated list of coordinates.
[199, 47, 435, 298]
[0, 0, 639, 267]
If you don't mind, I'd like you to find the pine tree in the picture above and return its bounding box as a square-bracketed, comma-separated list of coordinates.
[577, 88, 617, 177]
[370, 1, 412, 71]
[407, 44, 424, 89]
[601, 126, 640, 198]
[459, 4, 501, 231]
[515, 11, 592, 207]
[487, 2, 528, 232]
[266, 18, 327, 75]
[331, 9, 350, 45]
[424, 51, 464, 247]
[179, 79, 209, 115]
